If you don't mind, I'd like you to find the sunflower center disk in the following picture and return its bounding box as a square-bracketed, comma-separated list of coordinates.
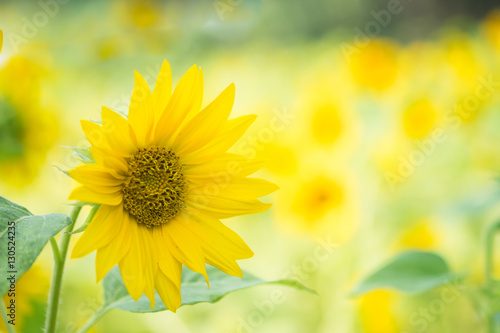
[122, 146, 186, 227]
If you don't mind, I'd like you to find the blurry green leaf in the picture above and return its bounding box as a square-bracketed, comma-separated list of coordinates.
[61, 146, 95, 164]
[0, 196, 71, 296]
[0, 94, 24, 161]
[101, 265, 316, 313]
[351, 251, 463, 296]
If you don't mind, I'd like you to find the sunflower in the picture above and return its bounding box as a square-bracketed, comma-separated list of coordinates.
[349, 38, 399, 91]
[0, 57, 59, 187]
[68, 60, 278, 311]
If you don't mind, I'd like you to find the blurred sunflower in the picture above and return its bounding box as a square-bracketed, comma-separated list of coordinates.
[442, 33, 486, 92]
[402, 99, 437, 139]
[349, 39, 399, 91]
[0, 57, 58, 187]
[1, 264, 49, 332]
[358, 290, 400, 333]
[395, 219, 439, 250]
[483, 10, 500, 51]
[68, 60, 277, 311]
[274, 154, 359, 244]
[292, 61, 360, 155]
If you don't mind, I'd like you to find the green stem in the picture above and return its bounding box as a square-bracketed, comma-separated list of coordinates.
[44, 205, 82, 333]
[69, 205, 99, 235]
[49, 237, 61, 263]
[1, 298, 16, 333]
[485, 220, 500, 333]
[75, 308, 110, 333]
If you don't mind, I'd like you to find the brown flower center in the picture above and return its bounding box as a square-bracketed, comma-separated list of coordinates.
[122, 146, 186, 227]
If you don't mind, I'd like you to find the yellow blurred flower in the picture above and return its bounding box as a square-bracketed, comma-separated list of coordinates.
[402, 99, 437, 139]
[122, 0, 159, 28]
[274, 154, 359, 244]
[442, 33, 486, 94]
[0, 57, 58, 187]
[349, 39, 399, 91]
[483, 10, 500, 51]
[1, 264, 49, 332]
[293, 62, 360, 155]
[396, 219, 439, 250]
[292, 175, 344, 223]
[358, 290, 400, 333]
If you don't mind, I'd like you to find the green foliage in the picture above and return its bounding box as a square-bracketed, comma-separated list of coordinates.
[0, 196, 71, 296]
[101, 265, 316, 313]
[351, 251, 464, 296]
[0, 95, 24, 161]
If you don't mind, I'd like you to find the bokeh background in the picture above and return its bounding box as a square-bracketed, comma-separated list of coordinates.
[2, 0, 500, 332]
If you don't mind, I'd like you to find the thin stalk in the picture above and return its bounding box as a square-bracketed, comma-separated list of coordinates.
[75, 308, 110, 333]
[44, 205, 82, 333]
[485, 220, 500, 333]
[49, 237, 61, 263]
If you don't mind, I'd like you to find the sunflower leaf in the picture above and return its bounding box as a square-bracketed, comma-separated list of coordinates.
[0, 196, 72, 296]
[350, 251, 465, 297]
[101, 265, 316, 313]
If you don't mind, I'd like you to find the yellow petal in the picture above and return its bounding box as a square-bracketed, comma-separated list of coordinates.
[153, 227, 182, 287]
[181, 212, 253, 260]
[72, 205, 124, 259]
[68, 164, 124, 187]
[139, 225, 158, 307]
[128, 71, 154, 147]
[182, 214, 244, 277]
[155, 269, 181, 312]
[101, 106, 137, 156]
[154, 65, 203, 147]
[90, 147, 129, 178]
[185, 153, 265, 182]
[68, 186, 122, 206]
[186, 196, 271, 219]
[173, 83, 235, 155]
[206, 254, 242, 277]
[81, 120, 110, 151]
[152, 60, 172, 120]
[181, 115, 257, 165]
[162, 217, 209, 285]
[207, 178, 279, 201]
[95, 211, 133, 282]
[118, 221, 146, 301]
[0, 30, 3, 54]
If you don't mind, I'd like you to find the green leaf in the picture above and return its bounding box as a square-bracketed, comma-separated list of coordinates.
[0, 196, 31, 234]
[68, 205, 99, 235]
[0, 196, 72, 296]
[101, 265, 316, 313]
[351, 251, 464, 296]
